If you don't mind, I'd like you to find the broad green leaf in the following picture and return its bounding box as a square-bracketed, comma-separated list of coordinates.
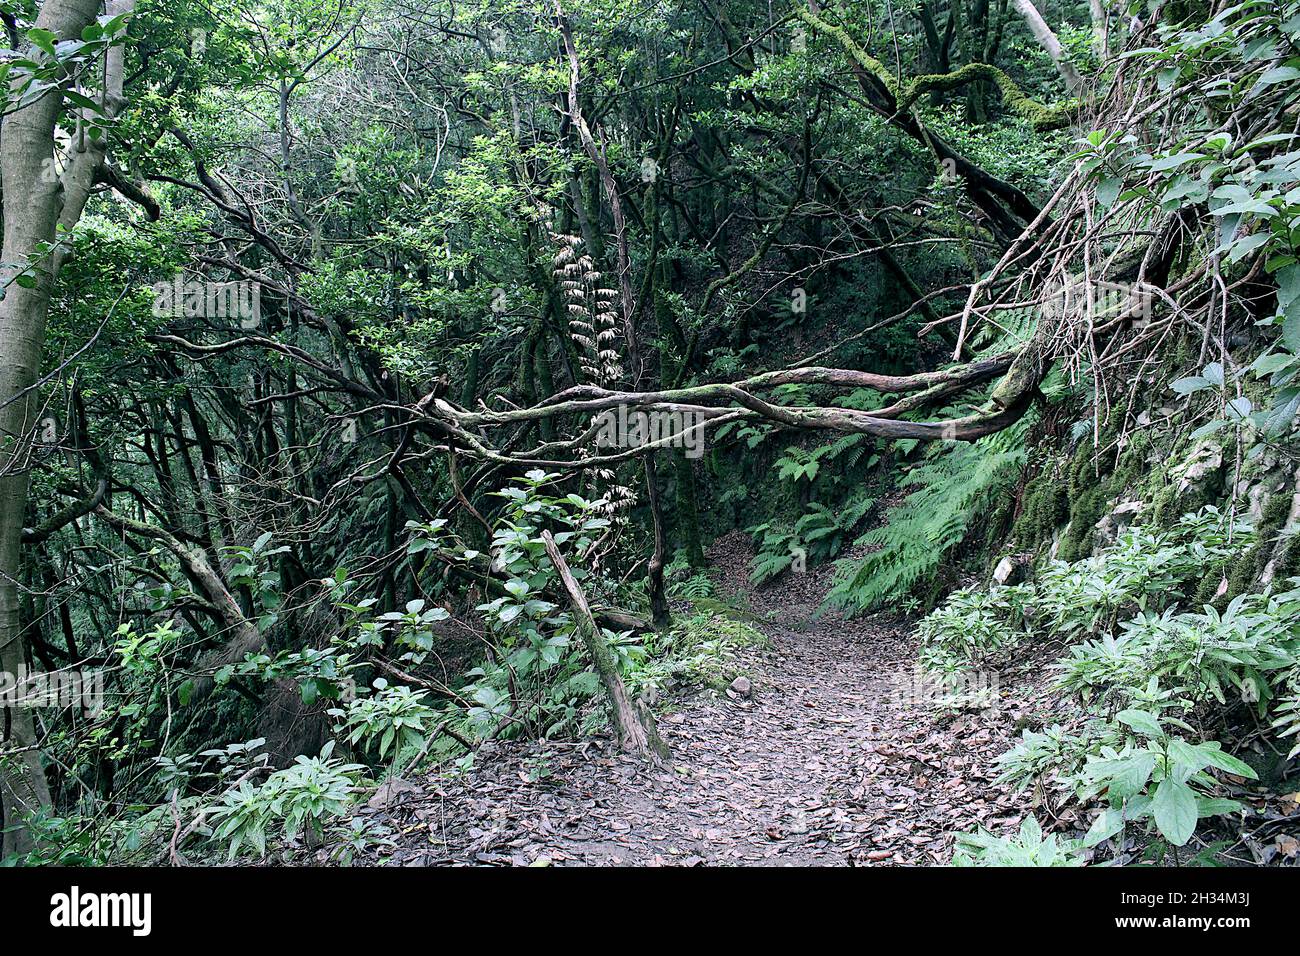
[1152, 778, 1198, 846]
[1117, 709, 1164, 738]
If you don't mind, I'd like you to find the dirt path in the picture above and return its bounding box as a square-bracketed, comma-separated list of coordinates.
[358, 549, 1056, 866]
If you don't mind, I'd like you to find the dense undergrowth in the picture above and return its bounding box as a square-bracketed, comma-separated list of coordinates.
[5, 0, 1300, 870]
[4, 471, 767, 866]
[932, 506, 1299, 865]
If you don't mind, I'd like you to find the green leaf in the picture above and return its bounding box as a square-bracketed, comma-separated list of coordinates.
[62, 90, 102, 113]
[1256, 66, 1300, 88]
[1195, 797, 1244, 817]
[1227, 231, 1269, 264]
[1148, 152, 1204, 172]
[26, 28, 56, 56]
[1251, 352, 1293, 376]
[1096, 176, 1122, 208]
[1171, 375, 1210, 395]
[1152, 778, 1198, 846]
[1088, 751, 1157, 799]
[1117, 709, 1164, 738]
[1277, 264, 1300, 350]
[1197, 744, 1258, 780]
[1083, 808, 1125, 847]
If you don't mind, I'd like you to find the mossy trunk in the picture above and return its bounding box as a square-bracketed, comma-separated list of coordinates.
[541, 531, 668, 764]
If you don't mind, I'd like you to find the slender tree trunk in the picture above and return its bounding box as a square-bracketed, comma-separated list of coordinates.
[0, 0, 134, 857]
[1088, 0, 1109, 60]
[541, 531, 667, 763]
[1011, 0, 1084, 92]
[554, 2, 673, 627]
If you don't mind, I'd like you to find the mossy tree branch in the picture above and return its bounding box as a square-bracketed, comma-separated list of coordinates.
[897, 62, 1075, 130]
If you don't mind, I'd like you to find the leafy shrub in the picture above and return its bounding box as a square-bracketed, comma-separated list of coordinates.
[995, 720, 1123, 797]
[1079, 710, 1256, 855]
[1272, 674, 1300, 759]
[326, 816, 396, 866]
[1034, 511, 1251, 638]
[399, 470, 623, 742]
[953, 816, 1086, 867]
[207, 743, 367, 860]
[917, 508, 1268, 687]
[1056, 594, 1297, 712]
[916, 585, 1030, 673]
[334, 683, 438, 762]
[941, 509, 1294, 860]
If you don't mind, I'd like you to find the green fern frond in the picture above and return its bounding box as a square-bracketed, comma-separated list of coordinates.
[829, 422, 1027, 614]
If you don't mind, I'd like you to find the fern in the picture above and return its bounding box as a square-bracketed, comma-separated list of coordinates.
[772, 435, 879, 485]
[747, 491, 875, 585]
[829, 422, 1027, 613]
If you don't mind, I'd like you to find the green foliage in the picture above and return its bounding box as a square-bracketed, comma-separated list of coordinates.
[625, 611, 768, 695]
[1035, 509, 1252, 640]
[1271, 666, 1300, 759]
[1079, 710, 1256, 853]
[207, 743, 367, 860]
[224, 532, 290, 633]
[1078, 1, 1300, 457]
[1056, 593, 1297, 713]
[326, 816, 396, 866]
[376, 599, 452, 664]
[772, 435, 879, 485]
[916, 586, 1030, 674]
[747, 493, 874, 585]
[333, 683, 438, 762]
[995, 720, 1123, 797]
[943, 507, 1296, 861]
[21, 0, 1287, 872]
[920, 509, 1253, 671]
[829, 423, 1026, 613]
[409, 486, 586, 738]
[953, 816, 1085, 867]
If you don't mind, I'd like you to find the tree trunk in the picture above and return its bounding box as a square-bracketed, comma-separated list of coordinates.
[541, 531, 668, 764]
[555, 3, 673, 627]
[1, 0, 134, 856]
[1011, 0, 1084, 92]
[1088, 0, 1109, 60]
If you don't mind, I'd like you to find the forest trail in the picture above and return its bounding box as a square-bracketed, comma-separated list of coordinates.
[359, 548, 1059, 866]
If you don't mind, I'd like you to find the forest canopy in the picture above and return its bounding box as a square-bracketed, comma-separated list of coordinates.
[1, 0, 1299, 872]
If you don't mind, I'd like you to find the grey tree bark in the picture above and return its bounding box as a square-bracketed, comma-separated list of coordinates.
[0, 0, 134, 858]
[1010, 0, 1084, 92]
[1089, 0, 1109, 60]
